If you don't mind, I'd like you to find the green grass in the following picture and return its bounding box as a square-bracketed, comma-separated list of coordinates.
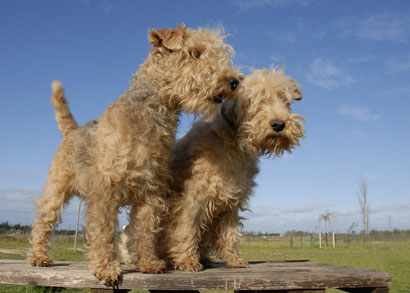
[238, 239, 410, 293]
[0, 236, 86, 262]
[0, 235, 409, 292]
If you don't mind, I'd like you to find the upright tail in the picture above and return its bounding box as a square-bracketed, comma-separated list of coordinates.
[50, 81, 78, 136]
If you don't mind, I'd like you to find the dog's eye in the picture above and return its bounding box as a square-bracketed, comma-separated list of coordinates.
[192, 50, 201, 59]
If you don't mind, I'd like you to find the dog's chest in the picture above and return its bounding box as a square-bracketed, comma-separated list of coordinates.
[217, 150, 258, 199]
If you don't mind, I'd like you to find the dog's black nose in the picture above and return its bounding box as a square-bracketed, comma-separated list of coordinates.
[270, 120, 286, 132]
[228, 78, 239, 91]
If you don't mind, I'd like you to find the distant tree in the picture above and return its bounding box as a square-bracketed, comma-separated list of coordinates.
[357, 175, 370, 243]
[0, 221, 31, 234]
[347, 221, 358, 246]
[348, 221, 358, 235]
[319, 211, 333, 248]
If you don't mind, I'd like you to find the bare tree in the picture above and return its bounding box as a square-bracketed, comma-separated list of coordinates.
[319, 211, 332, 248]
[357, 175, 369, 243]
[347, 221, 358, 246]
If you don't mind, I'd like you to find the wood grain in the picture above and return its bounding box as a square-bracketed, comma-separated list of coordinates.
[0, 260, 391, 291]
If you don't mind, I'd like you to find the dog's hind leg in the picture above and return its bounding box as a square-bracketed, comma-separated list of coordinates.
[119, 218, 135, 265]
[28, 149, 73, 267]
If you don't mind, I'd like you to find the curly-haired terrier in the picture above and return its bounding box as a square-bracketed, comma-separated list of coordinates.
[121, 68, 304, 272]
[28, 24, 240, 285]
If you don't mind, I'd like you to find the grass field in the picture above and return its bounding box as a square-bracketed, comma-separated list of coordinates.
[0, 235, 409, 293]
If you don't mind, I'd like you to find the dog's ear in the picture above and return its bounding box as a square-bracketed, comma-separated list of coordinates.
[149, 24, 186, 51]
[292, 86, 302, 101]
[283, 80, 302, 102]
[293, 87, 302, 101]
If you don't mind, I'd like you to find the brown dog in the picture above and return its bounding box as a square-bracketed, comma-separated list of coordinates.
[119, 68, 305, 271]
[28, 24, 240, 285]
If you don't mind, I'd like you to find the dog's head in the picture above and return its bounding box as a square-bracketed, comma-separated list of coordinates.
[224, 68, 305, 157]
[147, 24, 241, 119]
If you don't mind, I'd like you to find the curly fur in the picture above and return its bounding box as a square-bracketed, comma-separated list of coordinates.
[27, 24, 240, 285]
[120, 68, 305, 271]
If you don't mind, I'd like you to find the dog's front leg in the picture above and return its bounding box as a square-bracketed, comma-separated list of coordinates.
[214, 208, 248, 268]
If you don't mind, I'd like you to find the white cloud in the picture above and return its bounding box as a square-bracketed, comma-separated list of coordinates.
[337, 12, 410, 42]
[244, 201, 329, 218]
[339, 104, 379, 122]
[348, 55, 376, 64]
[2, 187, 409, 233]
[0, 170, 39, 180]
[333, 206, 360, 217]
[375, 85, 410, 97]
[241, 202, 410, 233]
[232, 0, 312, 12]
[352, 129, 368, 140]
[266, 31, 297, 43]
[0, 188, 38, 210]
[269, 54, 287, 65]
[71, 0, 112, 13]
[0, 188, 38, 225]
[305, 58, 354, 89]
[313, 27, 328, 40]
[266, 26, 328, 45]
[386, 54, 410, 73]
[0, 188, 85, 229]
[371, 203, 410, 214]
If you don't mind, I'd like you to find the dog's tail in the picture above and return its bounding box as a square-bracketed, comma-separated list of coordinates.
[50, 81, 78, 136]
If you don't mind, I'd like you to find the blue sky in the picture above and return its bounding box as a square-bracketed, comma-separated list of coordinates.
[1, 0, 409, 233]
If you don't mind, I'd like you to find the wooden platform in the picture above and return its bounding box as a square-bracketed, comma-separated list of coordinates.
[0, 260, 391, 292]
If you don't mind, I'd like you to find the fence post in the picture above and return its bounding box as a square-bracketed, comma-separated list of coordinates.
[290, 233, 294, 248]
[319, 232, 322, 248]
[74, 200, 82, 252]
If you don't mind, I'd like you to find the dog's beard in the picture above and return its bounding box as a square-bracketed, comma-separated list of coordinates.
[240, 114, 305, 157]
[245, 134, 292, 157]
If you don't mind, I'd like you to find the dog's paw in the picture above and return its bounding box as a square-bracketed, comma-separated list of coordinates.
[139, 259, 166, 274]
[175, 259, 203, 272]
[28, 254, 53, 267]
[94, 261, 122, 287]
[226, 257, 248, 268]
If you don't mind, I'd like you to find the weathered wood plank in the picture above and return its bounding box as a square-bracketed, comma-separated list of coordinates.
[337, 287, 390, 293]
[90, 289, 130, 293]
[0, 260, 391, 291]
[234, 289, 326, 293]
[149, 291, 199, 293]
